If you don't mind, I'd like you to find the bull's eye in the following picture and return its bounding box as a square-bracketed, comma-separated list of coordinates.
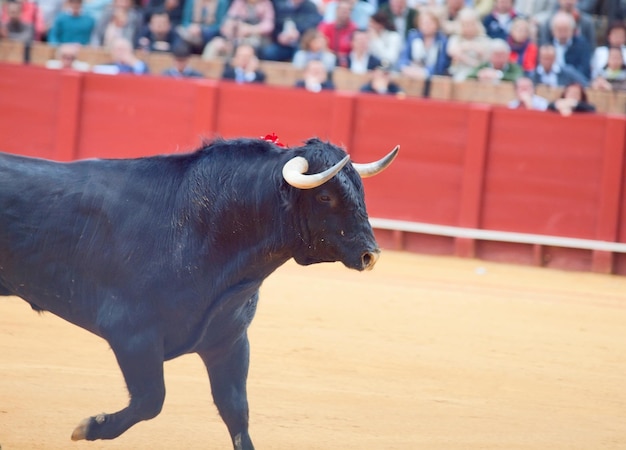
[317, 194, 332, 204]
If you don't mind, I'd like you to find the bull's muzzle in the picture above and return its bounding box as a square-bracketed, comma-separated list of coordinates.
[361, 250, 380, 271]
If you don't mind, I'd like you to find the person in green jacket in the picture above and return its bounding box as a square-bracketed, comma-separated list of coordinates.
[467, 38, 524, 83]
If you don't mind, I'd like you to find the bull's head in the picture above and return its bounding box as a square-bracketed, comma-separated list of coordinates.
[281, 142, 398, 271]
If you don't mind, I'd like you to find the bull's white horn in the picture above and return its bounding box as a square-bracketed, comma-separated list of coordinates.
[352, 145, 399, 178]
[282, 155, 350, 189]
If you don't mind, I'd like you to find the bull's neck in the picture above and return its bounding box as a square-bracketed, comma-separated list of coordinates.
[184, 171, 294, 283]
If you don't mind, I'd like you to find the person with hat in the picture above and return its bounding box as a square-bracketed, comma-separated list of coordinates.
[162, 42, 205, 77]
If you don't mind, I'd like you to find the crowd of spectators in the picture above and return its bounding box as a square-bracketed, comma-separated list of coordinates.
[1, 0, 626, 106]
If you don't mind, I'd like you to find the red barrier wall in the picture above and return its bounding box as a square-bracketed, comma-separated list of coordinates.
[1, 63, 625, 274]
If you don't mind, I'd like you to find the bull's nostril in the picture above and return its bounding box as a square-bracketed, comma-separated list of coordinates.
[361, 251, 380, 270]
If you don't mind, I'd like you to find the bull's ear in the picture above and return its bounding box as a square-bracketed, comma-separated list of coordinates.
[351, 145, 399, 178]
[282, 155, 350, 189]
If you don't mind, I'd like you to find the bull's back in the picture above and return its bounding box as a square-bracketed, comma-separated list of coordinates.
[0, 153, 179, 319]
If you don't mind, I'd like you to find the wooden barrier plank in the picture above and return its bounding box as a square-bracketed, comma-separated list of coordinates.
[587, 89, 614, 115]
[54, 71, 83, 161]
[146, 52, 174, 76]
[28, 42, 56, 66]
[428, 75, 453, 100]
[332, 67, 368, 92]
[350, 96, 469, 225]
[452, 80, 516, 106]
[191, 79, 219, 144]
[394, 76, 425, 97]
[259, 60, 302, 87]
[592, 116, 626, 272]
[0, 64, 60, 158]
[215, 82, 335, 143]
[0, 40, 24, 63]
[191, 57, 224, 79]
[455, 105, 492, 258]
[76, 73, 200, 158]
[329, 92, 355, 148]
[482, 109, 605, 240]
[76, 46, 111, 67]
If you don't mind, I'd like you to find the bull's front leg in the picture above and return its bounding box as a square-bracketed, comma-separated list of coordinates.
[198, 334, 254, 450]
[71, 327, 166, 440]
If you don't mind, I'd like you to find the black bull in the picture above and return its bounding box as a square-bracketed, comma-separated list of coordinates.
[0, 137, 398, 449]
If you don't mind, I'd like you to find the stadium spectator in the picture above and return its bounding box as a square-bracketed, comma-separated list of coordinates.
[514, 0, 555, 20]
[323, 0, 374, 29]
[398, 8, 451, 80]
[137, 9, 182, 52]
[547, 81, 596, 115]
[581, 0, 625, 22]
[438, 0, 465, 35]
[591, 21, 626, 80]
[92, 36, 150, 74]
[162, 41, 205, 77]
[259, 0, 322, 62]
[474, 0, 495, 18]
[91, 0, 143, 48]
[343, 28, 380, 72]
[507, 17, 537, 72]
[446, 7, 491, 81]
[528, 43, 588, 86]
[45, 42, 91, 70]
[292, 27, 337, 72]
[295, 58, 335, 91]
[38, 0, 65, 40]
[482, 0, 522, 40]
[144, 0, 186, 26]
[318, 0, 357, 66]
[48, 0, 95, 45]
[177, 0, 229, 55]
[591, 46, 626, 91]
[1, 0, 45, 41]
[537, 0, 595, 48]
[81, 0, 113, 26]
[377, 0, 416, 39]
[221, 43, 267, 83]
[366, 10, 402, 67]
[467, 37, 523, 82]
[219, 0, 275, 52]
[360, 63, 404, 95]
[542, 11, 592, 81]
[507, 76, 549, 109]
[0, 0, 34, 43]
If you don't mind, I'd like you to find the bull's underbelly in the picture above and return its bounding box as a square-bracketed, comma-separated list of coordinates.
[3, 264, 262, 361]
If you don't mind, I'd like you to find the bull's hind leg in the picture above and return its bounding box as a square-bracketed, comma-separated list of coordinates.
[198, 335, 254, 450]
[71, 328, 166, 440]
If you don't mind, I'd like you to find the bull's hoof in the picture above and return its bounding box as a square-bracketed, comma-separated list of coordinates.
[71, 414, 107, 440]
[71, 417, 90, 441]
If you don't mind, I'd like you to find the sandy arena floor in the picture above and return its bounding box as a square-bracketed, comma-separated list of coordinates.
[1, 251, 626, 450]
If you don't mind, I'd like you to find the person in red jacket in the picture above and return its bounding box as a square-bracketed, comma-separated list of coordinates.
[317, 0, 357, 67]
[507, 17, 537, 72]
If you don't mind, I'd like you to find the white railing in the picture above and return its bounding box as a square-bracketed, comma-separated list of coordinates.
[370, 218, 626, 253]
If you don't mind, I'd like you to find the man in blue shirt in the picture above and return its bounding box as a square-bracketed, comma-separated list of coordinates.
[48, 0, 95, 45]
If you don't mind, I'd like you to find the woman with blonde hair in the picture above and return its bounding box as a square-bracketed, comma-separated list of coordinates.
[398, 8, 451, 80]
[446, 7, 491, 81]
[292, 28, 337, 72]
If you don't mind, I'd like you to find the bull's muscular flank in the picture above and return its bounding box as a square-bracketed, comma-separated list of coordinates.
[0, 137, 398, 449]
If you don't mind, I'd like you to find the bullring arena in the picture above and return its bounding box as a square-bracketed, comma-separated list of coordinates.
[1, 250, 626, 449]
